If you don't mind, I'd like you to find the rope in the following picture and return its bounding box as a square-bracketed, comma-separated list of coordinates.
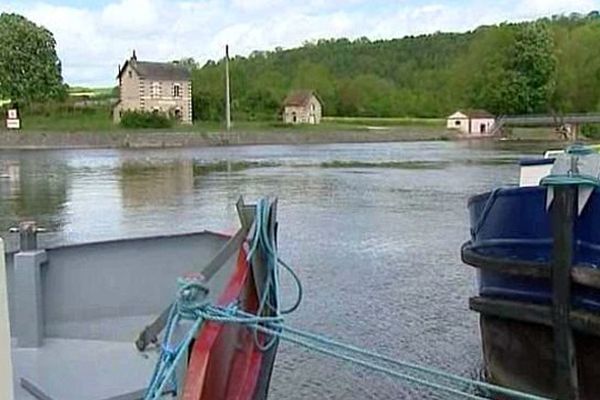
[198, 305, 549, 400]
[144, 197, 548, 400]
[541, 144, 600, 188]
[471, 188, 501, 239]
[540, 173, 600, 187]
[244, 198, 303, 351]
[143, 277, 208, 400]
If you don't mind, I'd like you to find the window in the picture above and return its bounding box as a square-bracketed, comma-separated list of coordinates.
[174, 108, 182, 120]
[128, 70, 132, 78]
[292, 112, 297, 123]
[173, 83, 181, 98]
[151, 82, 160, 98]
[455, 120, 461, 126]
[311, 103, 315, 112]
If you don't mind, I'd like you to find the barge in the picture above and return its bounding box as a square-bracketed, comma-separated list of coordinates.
[462, 145, 600, 399]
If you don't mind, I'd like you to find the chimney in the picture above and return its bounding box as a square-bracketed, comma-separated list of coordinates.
[132, 49, 137, 61]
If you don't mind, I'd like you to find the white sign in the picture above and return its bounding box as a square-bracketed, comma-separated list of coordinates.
[7, 109, 17, 119]
[6, 119, 20, 130]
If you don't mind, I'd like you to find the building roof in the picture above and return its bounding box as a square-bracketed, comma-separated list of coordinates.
[282, 90, 320, 107]
[118, 58, 191, 81]
[448, 109, 494, 119]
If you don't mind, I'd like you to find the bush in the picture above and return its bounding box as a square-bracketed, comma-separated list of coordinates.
[120, 110, 173, 129]
[581, 123, 600, 140]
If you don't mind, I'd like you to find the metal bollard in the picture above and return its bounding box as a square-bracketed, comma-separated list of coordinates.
[9, 221, 45, 252]
[9, 221, 47, 348]
[18, 221, 38, 252]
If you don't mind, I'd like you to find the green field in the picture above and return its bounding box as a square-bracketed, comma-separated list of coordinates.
[67, 86, 115, 99]
[20, 105, 117, 132]
[16, 105, 446, 134]
[323, 116, 445, 127]
[13, 105, 584, 145]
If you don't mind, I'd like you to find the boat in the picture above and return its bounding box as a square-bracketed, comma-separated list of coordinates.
[3, 197, 280, 400]
[462, 145, 600, 399]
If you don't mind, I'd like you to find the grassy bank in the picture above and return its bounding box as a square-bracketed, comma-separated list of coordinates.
[323, 116, 444, 127]
[21, 106, 118, 132]
[6, 105, 585, 149]
[14, 106, 449, 136]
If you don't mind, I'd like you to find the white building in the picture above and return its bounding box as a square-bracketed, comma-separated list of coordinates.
[447, 110, 495, 135]
[282, 90, 322, 124]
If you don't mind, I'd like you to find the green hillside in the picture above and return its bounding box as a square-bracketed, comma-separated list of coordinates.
[191, 11, 600, 121]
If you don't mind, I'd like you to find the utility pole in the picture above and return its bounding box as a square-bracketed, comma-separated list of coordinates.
[225, 44, 231, 132]
[0, 239, 14, 400]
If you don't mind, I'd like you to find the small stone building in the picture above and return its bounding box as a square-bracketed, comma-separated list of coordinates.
[113, 51, 192, 124]
[282, 90, 322, 124]
[447, 110, 495, 135]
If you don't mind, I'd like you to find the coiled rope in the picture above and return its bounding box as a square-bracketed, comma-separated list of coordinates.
[144, 198, 549, 400]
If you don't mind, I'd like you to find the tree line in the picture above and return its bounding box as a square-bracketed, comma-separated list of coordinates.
[190, 11, 600, 120]
[3, 11, 600, 121]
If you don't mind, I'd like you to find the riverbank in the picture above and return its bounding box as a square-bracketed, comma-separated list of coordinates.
[0, 118, 579, 150]
[0, 122, 456, 150]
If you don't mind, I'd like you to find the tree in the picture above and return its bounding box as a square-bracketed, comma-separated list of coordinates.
[0, 13, 66, 103]
[458, 22, 556, 115]
[507, 22, 556, 113]
[189, 14, 599, 120]
[175, 57, 198, 70]
[453, 25, 517, 114]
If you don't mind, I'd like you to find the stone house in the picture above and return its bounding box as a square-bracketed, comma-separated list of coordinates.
[282, 90, 322, 124]
[113, 51, 192, 124]
[447, 110, 495, 135]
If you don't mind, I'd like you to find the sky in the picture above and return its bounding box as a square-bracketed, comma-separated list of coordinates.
[2, 0, 600, 86]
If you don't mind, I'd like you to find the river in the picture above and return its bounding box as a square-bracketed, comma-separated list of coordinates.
[0, 140, 554, 399]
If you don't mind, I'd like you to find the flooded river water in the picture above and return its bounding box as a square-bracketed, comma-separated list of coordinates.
[0, 140, 555, 399]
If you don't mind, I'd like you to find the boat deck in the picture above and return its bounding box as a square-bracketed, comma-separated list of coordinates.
[6, 230, 240, 400]
[13, 337, 158, 400]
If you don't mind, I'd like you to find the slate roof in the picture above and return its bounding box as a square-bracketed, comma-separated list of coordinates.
[451, 109, 495, 119]
[118, 60, 191, 81]
[282, 90, 320, 107]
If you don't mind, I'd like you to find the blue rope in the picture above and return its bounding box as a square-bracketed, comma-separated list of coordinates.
[144, 198, 301, 398]
[541, 144, 600, 188]
[471, 188, 501, 239]
[144, 198, 547, 400]
[198, 305, 548, 400]
[144, 277, 208, 400]
[540, 173, 600, 187]
[245, 198, 303, 351]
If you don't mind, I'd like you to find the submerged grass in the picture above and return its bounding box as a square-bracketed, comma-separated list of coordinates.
[193, 160, 280, 175]
[319, 160, 448, 169]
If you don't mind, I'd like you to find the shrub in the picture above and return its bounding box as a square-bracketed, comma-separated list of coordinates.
[120, 110, 173, 129]
[581, 123, 600, 140]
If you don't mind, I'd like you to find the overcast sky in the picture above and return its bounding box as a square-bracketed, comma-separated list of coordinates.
[3, 0, 599, 86]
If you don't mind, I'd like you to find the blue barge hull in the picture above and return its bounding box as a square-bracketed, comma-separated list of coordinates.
[468, 186, 600, 310]
[463, 184, 600, 399]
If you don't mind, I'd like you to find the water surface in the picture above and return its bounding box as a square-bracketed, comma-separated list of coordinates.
[0, 140, 549, 399]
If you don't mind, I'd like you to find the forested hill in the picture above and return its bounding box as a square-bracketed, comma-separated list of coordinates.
[190, 12, 600, 121]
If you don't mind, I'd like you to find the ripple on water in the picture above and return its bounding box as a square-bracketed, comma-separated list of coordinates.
[0, 141, 527, 398]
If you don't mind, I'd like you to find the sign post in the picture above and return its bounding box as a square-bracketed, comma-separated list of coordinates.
[6, 108, 20, 130]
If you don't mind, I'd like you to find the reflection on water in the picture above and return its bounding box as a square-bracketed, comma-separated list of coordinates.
[0, 141, 548, 398]
[0, 155, 70, 233]
[120, 160, 194, 208]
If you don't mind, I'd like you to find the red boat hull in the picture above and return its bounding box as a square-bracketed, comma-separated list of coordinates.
[182, 247, 278, 400]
